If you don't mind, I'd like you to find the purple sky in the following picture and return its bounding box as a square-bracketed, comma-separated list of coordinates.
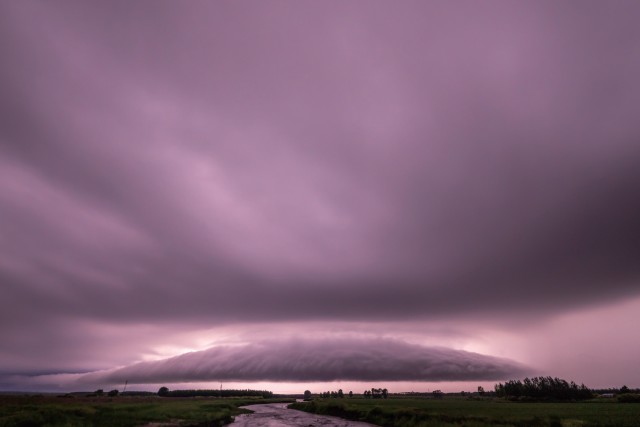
[1, 1, 640, 393]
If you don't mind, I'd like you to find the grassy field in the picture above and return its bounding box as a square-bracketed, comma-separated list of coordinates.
[0, 395, 293, 427]
[289, 396, 640, 427]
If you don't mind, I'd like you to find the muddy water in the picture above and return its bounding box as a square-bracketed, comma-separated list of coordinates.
[228, 402, 379, 427]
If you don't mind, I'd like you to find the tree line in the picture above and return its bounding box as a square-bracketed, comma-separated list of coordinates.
[364, 388, 389, 399]
[494, 377, 592, 401]
[319, 389, 347, 398]
[157, 387, 272, 398]
[313, 388, 388, 399]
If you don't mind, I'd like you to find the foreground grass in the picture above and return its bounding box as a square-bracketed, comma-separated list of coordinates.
[0, 395, 293, 427]
[289, 397, 640, 427]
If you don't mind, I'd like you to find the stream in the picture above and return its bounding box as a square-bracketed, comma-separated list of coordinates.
[228, 402, 379, 427]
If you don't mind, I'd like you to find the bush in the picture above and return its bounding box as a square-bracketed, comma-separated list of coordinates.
[618, 393, 640, 403]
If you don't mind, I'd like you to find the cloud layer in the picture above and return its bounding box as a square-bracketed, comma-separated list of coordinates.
[1, 1, 639, 384]
[13, 338, 528, 389]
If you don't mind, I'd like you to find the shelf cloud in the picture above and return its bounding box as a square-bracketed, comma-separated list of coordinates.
[13, 338, 529, 389]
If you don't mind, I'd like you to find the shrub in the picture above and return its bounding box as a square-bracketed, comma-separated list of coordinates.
[618, 393, 640, 403]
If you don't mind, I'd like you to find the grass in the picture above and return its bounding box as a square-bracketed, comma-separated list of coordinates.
[3, 394, 638, 427]
[0, 395, 293, 427]
[288, 396, 640, 427]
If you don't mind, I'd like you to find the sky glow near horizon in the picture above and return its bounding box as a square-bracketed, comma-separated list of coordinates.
[1, 0, 640, 394]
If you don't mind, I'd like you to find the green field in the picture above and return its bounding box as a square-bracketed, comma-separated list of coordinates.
[289, 397, 640, 427]
[3, 395, 638, 427]
[0, 395, 293, 427]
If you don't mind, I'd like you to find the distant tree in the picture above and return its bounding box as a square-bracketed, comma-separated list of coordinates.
[107, 389, 119, 397]
[304, 390, 312, 400]
[382, 388, 388, 399]
[477, 386, 485, 396]
[338, 389, 344, 398]
[158, 387, 169, 397]
[620, 385, 630, 394]
[494, 377, 592, 401]
[95, 389, 104, 397]
[348, 391, 353, 398]
[432, 390, 444, 399]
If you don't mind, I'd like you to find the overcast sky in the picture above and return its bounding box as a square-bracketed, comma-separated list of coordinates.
[1, 0, 639, 393]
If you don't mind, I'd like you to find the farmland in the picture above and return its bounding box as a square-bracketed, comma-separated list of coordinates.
[0, 394, 293, 427]
[289, 396, 640, 427]
[1, 393, 639, 426]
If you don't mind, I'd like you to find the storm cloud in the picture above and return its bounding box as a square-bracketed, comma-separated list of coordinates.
[14, 338, 529, 389]
[1, 1, 640, 389]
